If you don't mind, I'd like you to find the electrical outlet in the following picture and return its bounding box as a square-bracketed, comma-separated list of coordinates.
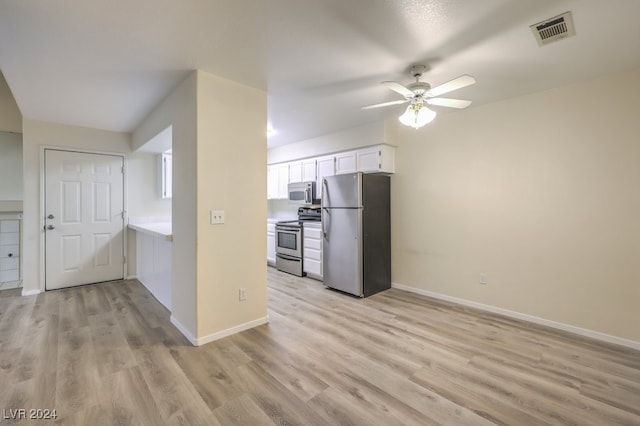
[479, 273, 487, 285]
[239, 288, 247, 301]
[210, 210, 225, 225]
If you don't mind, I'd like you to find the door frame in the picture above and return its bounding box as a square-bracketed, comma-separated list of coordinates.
[39, 146, 129, 291]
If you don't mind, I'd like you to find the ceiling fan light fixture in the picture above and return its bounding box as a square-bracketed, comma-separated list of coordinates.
[399, 103, 436, 129]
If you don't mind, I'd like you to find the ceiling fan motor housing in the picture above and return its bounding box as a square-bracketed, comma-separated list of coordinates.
[407, 81, 430, 96]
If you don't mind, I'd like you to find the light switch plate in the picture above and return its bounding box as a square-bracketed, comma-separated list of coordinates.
[210, 210, 225, 225]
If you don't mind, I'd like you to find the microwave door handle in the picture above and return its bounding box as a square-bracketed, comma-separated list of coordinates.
[305, 188, 310, 204]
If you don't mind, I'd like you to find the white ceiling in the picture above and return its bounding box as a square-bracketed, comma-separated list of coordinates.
[0, 0, 638, 147]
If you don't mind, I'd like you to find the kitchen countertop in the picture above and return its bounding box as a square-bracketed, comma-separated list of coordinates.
[129, 222, 172, 241]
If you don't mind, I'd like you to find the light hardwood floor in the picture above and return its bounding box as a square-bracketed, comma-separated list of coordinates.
[0, 268, 638, 425]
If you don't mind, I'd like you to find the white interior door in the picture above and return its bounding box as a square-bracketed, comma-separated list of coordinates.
[45, 149, 124, 290]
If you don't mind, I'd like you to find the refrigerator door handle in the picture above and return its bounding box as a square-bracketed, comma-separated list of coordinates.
[321, 208, 327, 237]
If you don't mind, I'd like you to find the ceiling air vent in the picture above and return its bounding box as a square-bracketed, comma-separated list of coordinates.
[530, 11, 576, 47]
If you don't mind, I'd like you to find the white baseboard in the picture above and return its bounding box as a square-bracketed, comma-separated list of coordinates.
[170, 315, 269, 347]
[195, 316, 269, 346]
[125, 275, 137, 280]
[21, 288, 41, 297]
[391, 282, 640, 351]
[170, 315, 197, 345]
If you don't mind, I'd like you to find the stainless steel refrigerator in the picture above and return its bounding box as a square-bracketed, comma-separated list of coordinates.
[321, 172, 391, 297]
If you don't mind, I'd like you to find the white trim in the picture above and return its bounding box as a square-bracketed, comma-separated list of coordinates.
[195, 316, 269, 346]
[170, 315, 269, 346]
[391, 282, 640, 351]
[125, 275, 137, 280]
[170, 315, 197, 345]
[21, 288, 41, 296]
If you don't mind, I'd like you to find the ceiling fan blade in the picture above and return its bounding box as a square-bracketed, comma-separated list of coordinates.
[381, 81, 414, 98]
[426, 98, 472, 109]
[361, 99, 408, 110]
[426, 75, 476, 97]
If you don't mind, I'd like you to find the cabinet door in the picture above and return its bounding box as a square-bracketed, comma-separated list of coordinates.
[277, 163, 289, 199]
[302, 159, 317, 182]
[289, 161, 303, 183]
[357, 147, 381, 172]
[316, 156, 335, 199]
[357, 145, 395, 173]
[267, 165, 279, 199]
[335, 151, 357, 175]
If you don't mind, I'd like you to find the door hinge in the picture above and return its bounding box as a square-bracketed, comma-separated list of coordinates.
[121, 211, 125, 219]
[121, 166, 124, 174]
[123, 256, 126, 264]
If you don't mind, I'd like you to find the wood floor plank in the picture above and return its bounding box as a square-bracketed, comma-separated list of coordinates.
[0, 270, 638, 425]
[87, 312, 137, 377]
[131, 345, 215, 425]
[55, 327, 102, 416]
[233, 360, 331, 426]
[212, 394, 275, 426]
[169, 342, 248, 411]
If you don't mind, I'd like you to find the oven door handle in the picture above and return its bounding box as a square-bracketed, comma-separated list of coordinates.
[276, 225, 301, 232]
[276, 253, 301, 262]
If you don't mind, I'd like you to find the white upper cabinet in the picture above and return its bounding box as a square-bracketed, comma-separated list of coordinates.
[302, 159, 317, 182]
[334, 151, 357, 175]
[268, 145, 395, 200]
[288, 161, 303, 183]
[357, 144, 395, 174]
[316, 156, 335, 199]
[267, 163, 290, 199]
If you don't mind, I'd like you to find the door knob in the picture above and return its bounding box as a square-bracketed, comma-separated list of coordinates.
[47, 214, 55, 219]
[46, 224, 55, 230]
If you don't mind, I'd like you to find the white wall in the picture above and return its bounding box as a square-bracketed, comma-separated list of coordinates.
[391, 67, 640, 342]
[21, 119, 131, 293]
[0, 72, 21, 133]
[133, 72, 198, 336]
[0, 131, 23, 200]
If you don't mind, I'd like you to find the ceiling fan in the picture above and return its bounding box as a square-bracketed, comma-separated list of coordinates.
[361, 65, 476, 129]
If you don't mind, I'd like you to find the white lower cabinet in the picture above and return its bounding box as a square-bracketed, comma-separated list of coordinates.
[135, 231, 172, 310]
[0, 219, 21, 288]
[303, 222, 322, 279]
[267, 222, 276, 266]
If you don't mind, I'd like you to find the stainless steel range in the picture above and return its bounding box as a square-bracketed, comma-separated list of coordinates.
[275, 207, 321, 276]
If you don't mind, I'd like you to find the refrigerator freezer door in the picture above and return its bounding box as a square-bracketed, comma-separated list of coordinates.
[322, 207, 363, 296]
[322, 173, 362, 208]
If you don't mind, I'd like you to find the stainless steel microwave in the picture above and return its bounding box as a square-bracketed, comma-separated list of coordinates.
[287, 181, 316, 205]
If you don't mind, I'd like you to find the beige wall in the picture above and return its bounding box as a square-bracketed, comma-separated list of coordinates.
[133, 72, 198, 336]
[0, 72, 21, 133]
[0, 131, 23, 200]
[195, 70, 267, 337]
[391, 68, 640, 342]
[21, 119, 131, 293]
